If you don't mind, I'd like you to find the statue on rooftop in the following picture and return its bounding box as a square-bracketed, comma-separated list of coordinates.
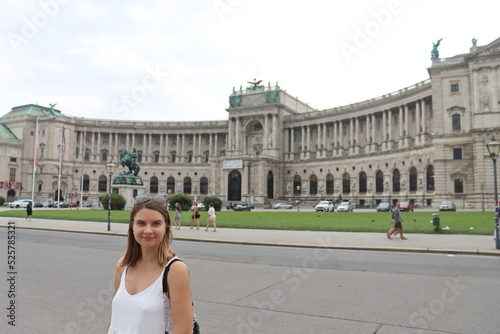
[431, 38, 443, 59]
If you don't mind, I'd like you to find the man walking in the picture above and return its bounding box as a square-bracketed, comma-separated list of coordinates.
[387, 201, 407, 240]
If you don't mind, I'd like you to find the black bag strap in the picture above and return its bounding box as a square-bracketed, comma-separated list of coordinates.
[162, 258, 182, 293]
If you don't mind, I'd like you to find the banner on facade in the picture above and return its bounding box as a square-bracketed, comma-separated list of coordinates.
[223, 160, 243, 169]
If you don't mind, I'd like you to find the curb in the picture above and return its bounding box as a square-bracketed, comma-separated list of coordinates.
[4, 225, 500, 257]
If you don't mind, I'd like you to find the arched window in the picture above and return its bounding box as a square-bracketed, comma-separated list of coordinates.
[167, 177, 175, 194]
[359, 172, 367, 193]
[409, 167, 418, 192]
[200, 177, 208, 194]
[293, 175, 301, 194]
[82, 174, 90, 191]
[150, 176, 158, 193]
[342, 173, 350, 194]
[183, 177, 192, 194]
[393, 169, 400, 192]
[326, 173, 334, 194]
[309, 175, 317, 195]
[426, 165, 435, 190]
[376, 171, 384, 193]
[98, 175, 107, 192]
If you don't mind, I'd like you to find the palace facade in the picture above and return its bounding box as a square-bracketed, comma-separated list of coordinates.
[1, 37, 500, 209]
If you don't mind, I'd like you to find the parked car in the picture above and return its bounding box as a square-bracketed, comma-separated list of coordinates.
[191, 203, 205, 211]
[10, 199, 33, 208]
[399, 201, 414, 212]
[439, 200, 456, 211]
[53, 201, 70, 208]
[376, 202, 390, 212]
[33, 201, 44, 208]
[233, 203, 252, 211]
[272, 202, 293, 209]
[337, 202, 353, 212]
[315, 201, 334, 212]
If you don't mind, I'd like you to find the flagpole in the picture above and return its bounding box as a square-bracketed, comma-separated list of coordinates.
[80, 127, 86, 208]
[31, 117, 39, 202]
[57, 126, 63, 210]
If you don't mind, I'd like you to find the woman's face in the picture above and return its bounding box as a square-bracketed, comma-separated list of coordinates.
[132, 208, 167, 248]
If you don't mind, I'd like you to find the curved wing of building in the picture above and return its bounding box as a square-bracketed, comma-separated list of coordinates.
[1, 37, 499, 209]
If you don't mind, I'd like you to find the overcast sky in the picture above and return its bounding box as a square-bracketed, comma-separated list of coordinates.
[1, 0, 498, 121]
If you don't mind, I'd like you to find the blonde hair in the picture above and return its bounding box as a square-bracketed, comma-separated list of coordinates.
[120, 199, 175, 267]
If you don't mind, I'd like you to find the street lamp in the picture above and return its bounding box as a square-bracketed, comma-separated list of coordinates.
[296, 185, 301, 212]
[105, 161, 117, 232]
[486, 135, 500, 249]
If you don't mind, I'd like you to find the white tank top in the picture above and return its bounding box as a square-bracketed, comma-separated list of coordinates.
[108, 258, 177, 334]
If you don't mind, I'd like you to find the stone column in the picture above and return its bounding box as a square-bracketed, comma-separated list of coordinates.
[114, 133, 119, 160]
[404, 104, 409, 147]
[316, 124, 321, 159]
[332, 121, 337, 157]
[322, 123, 327, 158]
[473, 69, 480, 112]
[272, 114, 278, 151]
[415, 101, 421, 146]
[371, 113, 376, 152]
[339, 121, 344, 155]
[97, 132, 101, 161]
[237, 117, 242, 153]
[209, 134, 213, 157]
[214, 133, 218, 157]
[228, 118, 234, 151]
[349, 118, 354, 155]
[354, 117, 360, 154]
[366, 115, 371, 153]
[159, 134, 164, 162]
[181, 134, 186, 163]
[176, 134, 180, 163]
[382, 110, 387, 150]
[306, 125, 311, 160]
[131, 133, 135, 151]
[398, 106, 404, 148]
[421, 100, 426, 142]
[301, 126, 305, 160]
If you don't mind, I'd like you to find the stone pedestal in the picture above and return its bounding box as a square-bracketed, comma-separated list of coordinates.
[114, 184, 146, 209]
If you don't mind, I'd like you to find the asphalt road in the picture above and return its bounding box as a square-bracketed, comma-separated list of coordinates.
[1, 229, 499, 334]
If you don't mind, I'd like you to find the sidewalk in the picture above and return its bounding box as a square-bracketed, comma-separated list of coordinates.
[1, 217, 499, 256]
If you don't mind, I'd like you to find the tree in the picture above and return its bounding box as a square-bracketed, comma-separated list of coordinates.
[101, 193, 126, 210]
[168, 194, 192, 212]
[202, 196, 222, 211]
[0, 196, 5, 206]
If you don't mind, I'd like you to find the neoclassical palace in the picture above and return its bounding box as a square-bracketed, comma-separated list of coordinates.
[1, 37, 500, 209]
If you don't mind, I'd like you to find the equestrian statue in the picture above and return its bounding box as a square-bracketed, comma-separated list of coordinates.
[118, 148, 140, 176]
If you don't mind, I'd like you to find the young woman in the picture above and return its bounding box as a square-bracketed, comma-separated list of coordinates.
[26, 201, 33, 221]
[107, 196, 193, 334]
[174, 202, 182, 230]
[190, 201, 200, 230]
[205, 202, 216, 232]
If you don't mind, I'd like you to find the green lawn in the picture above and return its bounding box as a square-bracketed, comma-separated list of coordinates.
[0, 209, 496, 235]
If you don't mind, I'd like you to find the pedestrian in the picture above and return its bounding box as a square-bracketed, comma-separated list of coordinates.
[387, 201, 407, 240]
[174, 202, 181, 230]
[205, 202, 217, 232]
[107, 195, 194, 333]
[190, 201, 200, 230]
[26, 201, 33, 221]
